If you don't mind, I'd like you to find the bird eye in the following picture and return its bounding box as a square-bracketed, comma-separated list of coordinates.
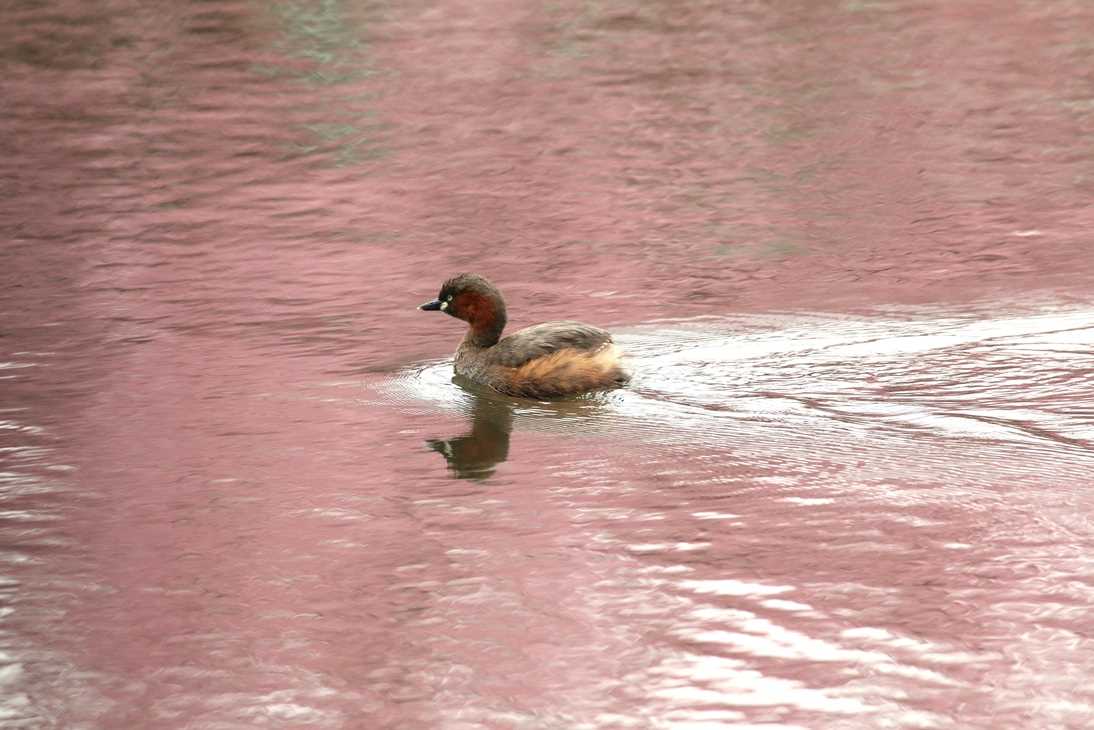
[446, 295, 453, 302]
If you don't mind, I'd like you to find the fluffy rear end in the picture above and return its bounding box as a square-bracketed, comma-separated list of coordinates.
[502, 344, 629, 399]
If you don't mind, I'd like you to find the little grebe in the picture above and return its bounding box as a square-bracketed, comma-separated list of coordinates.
[419, 273, 630, 399]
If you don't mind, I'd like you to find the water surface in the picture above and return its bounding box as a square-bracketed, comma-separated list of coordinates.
[2, 1, 1094, 728]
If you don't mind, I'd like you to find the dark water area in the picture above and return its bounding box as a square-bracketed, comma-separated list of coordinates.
[2, 0, 1094, 728]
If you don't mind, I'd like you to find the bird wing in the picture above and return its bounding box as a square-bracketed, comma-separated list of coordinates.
[490, 321, 614, 368]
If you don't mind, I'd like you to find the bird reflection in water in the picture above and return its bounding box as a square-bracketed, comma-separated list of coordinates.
[427, 378, 514, 480]
[427, 375, 620, 480]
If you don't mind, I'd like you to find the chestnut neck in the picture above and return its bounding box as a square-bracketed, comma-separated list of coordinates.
[464, 294, 507, 349]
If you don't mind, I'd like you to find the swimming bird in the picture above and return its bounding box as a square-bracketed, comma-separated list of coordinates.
[419, 273, 629, 399]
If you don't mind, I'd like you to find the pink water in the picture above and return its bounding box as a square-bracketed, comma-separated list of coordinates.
[2, 1, 1094, 728]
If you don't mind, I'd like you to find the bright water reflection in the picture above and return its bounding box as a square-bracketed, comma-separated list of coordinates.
[378, 305, 1094, 728]
[402, 306, 1094, 480]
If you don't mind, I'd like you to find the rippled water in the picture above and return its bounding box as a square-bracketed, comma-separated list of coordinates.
[3, 0, 1094, 728]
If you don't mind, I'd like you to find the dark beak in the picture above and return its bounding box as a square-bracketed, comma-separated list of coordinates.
[419, 299, 443, 311]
